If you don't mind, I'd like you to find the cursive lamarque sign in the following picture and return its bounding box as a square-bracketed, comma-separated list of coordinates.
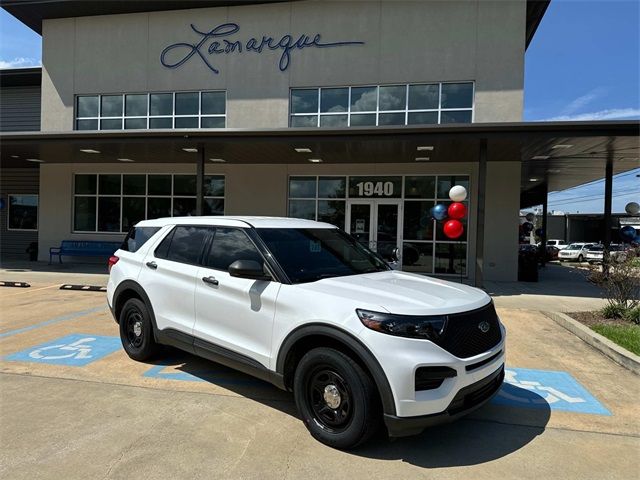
[160, 23, 364, 74]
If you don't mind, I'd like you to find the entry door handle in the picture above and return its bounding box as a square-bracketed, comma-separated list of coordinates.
[146, 261, 157, 270]
[202, 276, 219, 286]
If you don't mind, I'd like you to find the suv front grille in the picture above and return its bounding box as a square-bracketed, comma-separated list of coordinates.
[435, 302, 502, 358]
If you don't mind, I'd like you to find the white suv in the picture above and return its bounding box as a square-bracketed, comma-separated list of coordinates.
[107, 217, 505, 449]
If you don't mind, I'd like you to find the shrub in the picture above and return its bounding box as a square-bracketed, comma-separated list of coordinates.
[624, 306, 640, 325]
[588, 246, 640, 313]
[600, 303, 626, 319]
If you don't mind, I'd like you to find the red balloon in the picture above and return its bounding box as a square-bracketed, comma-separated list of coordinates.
[443, 219, 464, 239]
[448, 202, 467, 220]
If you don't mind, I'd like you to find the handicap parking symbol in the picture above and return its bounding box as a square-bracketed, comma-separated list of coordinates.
[492, 367, 611, 415]
[5, 334, 121, 367]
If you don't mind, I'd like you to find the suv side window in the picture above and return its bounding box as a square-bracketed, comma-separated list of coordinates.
[206, 227, 264, 271]
[155, 226, 210, 265]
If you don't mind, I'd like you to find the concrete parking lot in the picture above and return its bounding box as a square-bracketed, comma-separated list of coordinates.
[1, 267, 638, 480]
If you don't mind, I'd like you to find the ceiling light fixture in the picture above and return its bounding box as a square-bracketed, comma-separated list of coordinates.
[415, 157, 430, 162]
[80, 149, 101, 154]
[417, 146, 434, 151]
[547, 169, 561, 173]
[117, 158, 134, 162]
[308, 158, 323, 163]
[26, 158, 44, 163]
[182, 147, 198, 153]
[552, 144, 573, 149]
[529, 177, 539, 182]
[531, 155, 550, 160]
[295, 148, 312, 153]
[10, 155, 19, 158]
[209, 158, 226, 163]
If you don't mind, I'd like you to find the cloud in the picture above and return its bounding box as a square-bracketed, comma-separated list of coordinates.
[544, 108, 640, 121]
[560, 87, 607, 115]
[0, 57, 41, 69]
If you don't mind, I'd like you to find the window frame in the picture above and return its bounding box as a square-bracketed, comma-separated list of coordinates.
[75, 90, 227, 131]
[7, 194, 39, 231]
[287, 174, 470, 277]
[72, 173, 226, 234]
[289, 81, 475, 127]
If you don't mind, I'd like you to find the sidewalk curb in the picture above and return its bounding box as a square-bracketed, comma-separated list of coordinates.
[543, 311, 640, 375]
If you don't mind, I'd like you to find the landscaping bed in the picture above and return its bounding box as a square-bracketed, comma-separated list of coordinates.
[568, 311, 640, 356]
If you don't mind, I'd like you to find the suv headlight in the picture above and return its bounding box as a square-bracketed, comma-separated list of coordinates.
[356, 309, 447, 341]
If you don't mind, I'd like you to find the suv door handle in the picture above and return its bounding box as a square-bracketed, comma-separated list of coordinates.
[202, 276, 219, 286]
[146, 261, 157, 270]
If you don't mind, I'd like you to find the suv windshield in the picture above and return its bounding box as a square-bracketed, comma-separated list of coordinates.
[566, 244, 584, 250]
[257, 228, 390, 284]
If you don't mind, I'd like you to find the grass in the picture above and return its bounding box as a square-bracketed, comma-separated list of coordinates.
[591, 323, 640, 356]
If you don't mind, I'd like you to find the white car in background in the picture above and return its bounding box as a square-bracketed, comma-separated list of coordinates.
[558, 243, 594, 263]
[546, 239, 569, 250]
[586, 244, 627, 264]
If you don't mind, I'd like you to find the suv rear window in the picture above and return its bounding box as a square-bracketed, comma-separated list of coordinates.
[121, 226, 161, 252]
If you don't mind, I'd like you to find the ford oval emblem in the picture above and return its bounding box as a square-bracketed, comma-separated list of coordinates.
[478, 321, 490, 333]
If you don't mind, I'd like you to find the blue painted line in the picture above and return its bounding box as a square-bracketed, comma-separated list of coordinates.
[143, 363, 268, 387]
[0, 306, 107, 339]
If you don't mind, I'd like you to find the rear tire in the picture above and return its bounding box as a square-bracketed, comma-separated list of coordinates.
[293, 347, 380, 450]
[577, 254, 584, 262]
[119, 298, 160, 361]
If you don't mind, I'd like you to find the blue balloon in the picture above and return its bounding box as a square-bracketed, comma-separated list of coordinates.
[431, 204, 448, 221]
[619, 225, 638, 243]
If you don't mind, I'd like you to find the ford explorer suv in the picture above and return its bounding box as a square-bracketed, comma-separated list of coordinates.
[107, 217, 505, 449]
[558, 243, 594, 263]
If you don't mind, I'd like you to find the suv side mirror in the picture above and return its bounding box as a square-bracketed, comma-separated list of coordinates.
[228, 260, 271, 281]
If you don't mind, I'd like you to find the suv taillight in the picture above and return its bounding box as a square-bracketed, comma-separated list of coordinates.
[108, 255, 120, 272]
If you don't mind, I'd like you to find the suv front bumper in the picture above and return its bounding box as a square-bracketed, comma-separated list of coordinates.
[384, 364, 504, 437]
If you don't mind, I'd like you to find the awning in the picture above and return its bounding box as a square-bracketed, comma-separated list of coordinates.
[1, 120, 638, 203]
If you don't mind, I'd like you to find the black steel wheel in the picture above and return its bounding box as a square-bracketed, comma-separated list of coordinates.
[293, 347, 380, 449]
[118, 297, 160, 361]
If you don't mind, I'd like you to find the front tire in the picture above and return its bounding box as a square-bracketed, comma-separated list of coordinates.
[119, 298, 160, 361]
[578, 254, 584, 262]
[293, 347, 380, 449]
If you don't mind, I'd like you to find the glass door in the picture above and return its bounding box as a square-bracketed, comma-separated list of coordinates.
[346, 199, 402, 264]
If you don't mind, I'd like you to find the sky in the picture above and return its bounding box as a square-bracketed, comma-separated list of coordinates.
[0, 1, 638, 213]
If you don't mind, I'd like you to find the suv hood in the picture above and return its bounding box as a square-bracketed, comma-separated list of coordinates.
[298, 270, 491, 316]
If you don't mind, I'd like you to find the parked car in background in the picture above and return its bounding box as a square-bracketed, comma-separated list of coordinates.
[558, 243, 594, 263]
[586, 244, 627, 264]
[545, 245, 560, 261]
[545, 239, 569, 250]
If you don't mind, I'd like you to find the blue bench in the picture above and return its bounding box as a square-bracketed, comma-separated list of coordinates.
[49, 240, 122, 264]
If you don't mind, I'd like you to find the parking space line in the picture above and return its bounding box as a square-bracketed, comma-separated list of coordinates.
[1, 284, 61, 297]
[0, 306, 108, 339]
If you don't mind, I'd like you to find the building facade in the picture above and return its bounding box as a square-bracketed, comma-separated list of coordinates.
[1, 0, 550, 283]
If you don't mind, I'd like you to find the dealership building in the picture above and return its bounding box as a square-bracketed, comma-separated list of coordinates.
[1, 0, 638, 285]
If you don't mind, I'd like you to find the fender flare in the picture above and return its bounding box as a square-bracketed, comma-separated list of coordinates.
[275, 323, 397, 416]
[112, 280, 159, 334]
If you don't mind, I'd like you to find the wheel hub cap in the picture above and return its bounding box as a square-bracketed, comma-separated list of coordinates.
[133, 321, 143, 337]
[323, 384, 341, 409]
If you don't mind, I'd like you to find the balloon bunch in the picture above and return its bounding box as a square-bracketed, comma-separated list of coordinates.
[620, 202, 640, 244]
[430, 185, 468, 239]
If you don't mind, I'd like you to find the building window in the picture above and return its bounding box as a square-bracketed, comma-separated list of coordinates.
[289, 82, 473, 127]
[73, 174, 225, 233]
[287, 175, 469, 276]
[75, 91, 226, 131]
[7, 195, 38, 230]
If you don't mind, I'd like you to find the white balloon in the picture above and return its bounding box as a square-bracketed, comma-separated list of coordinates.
[625, 202, 639, 215]
[449, 185, 467, 202]
[525, 212, 535, 222]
